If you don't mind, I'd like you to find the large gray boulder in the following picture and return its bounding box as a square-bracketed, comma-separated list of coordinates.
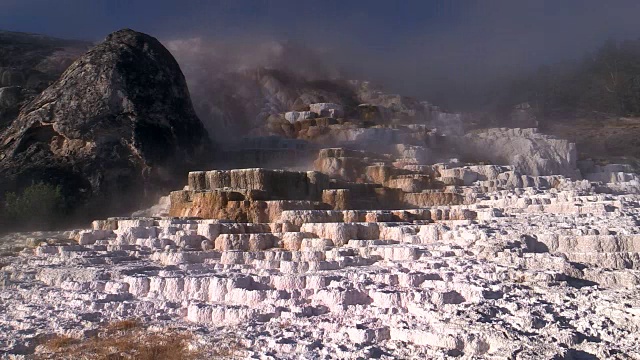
[0, 29, 211, 216]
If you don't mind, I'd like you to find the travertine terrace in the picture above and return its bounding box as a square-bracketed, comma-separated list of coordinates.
[2, 132, 640, 358]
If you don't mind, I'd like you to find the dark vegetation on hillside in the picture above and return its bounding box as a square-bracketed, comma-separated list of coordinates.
[2, 183, 67, 229]
[501, 38, 640, 121]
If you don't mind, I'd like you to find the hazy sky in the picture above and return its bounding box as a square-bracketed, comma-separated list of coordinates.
[2, 0, 640, 109]
[1, 1, 468, 41]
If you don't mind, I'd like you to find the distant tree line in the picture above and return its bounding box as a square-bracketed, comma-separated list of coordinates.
[501, 38, 640, 120]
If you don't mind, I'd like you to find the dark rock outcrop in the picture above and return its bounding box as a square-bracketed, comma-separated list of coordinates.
[0, 29, 211, 218]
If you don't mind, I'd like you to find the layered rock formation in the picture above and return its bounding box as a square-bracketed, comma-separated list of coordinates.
[0, 29, 211, 214]
[169, 162, 467, 223]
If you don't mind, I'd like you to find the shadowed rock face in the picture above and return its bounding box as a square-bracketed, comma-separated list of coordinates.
[0, 29, 212, 217]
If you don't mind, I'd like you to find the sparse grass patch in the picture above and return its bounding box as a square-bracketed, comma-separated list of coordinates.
[104, 319, 141, 333]
[136, 333, 193, 360]
[42, 335, 79, 351]
[35, 320, 199, 360]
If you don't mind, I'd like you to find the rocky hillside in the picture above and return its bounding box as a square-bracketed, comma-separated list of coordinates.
[0, 31, 91, 131]
[0, 29, 211, 224]
[0, 30, 90, 85]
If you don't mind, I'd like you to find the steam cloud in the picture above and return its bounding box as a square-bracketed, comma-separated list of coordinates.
[164, 37, 347, 144]
[158, 0, 640, 114]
